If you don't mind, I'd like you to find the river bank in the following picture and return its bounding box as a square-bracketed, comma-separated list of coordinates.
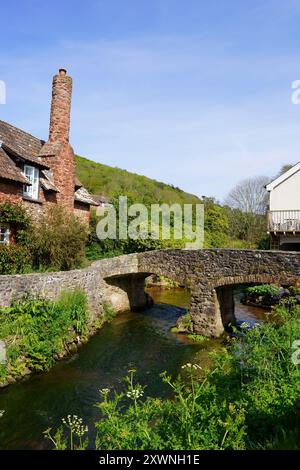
[0, 286, 273, 450]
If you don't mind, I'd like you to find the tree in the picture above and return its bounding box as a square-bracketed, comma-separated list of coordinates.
[275, 164, 294, 178]
[225, 176, 269, 215]
[224, 176, 270, 243]
[202, 197, 229, 247]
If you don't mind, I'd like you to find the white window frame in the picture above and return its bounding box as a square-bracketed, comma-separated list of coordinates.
[23, 165, 39, 200]
[0, 223, 10, 245]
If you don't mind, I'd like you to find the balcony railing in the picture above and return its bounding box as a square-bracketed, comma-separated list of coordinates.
[268, 210, 300, 233]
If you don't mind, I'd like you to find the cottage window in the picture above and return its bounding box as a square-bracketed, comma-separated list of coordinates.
[23, 165, 39, 200]
[0, 224, 10, 245]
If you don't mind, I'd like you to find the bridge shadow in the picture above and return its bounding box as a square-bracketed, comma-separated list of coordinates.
[103, 273, 154, 313]
[103, 272, 191, 318]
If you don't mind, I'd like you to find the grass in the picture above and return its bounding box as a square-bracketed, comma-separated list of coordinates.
[187, 333, 206, 343]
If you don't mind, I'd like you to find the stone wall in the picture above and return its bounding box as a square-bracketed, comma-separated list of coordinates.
[0, 253, 143, 330]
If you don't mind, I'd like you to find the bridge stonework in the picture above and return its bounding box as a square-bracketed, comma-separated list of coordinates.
[0, 249, 300, 338]
[137, 249, 300, 336]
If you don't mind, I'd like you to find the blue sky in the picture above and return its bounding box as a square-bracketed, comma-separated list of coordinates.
[1, 0, 300, 200]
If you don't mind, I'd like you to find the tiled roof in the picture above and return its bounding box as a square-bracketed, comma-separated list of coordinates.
[93, 194, 112, 205]
[0, 146, 30, 184]
[0, 120, 48, 168]
[74, 187, 99, 206]
[40, 170, 59, 192]
[75, 176, 83, 188]
[39, 141, 61, 158]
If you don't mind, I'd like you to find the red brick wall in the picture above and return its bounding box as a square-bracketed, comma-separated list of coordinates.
[49, 69, 72, 144]
[74, 201, 90, 224]
[43, 144, 76, 213]
[0, 181, 22, 204]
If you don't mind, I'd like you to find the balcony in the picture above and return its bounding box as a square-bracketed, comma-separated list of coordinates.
[268, 210, 300, 233]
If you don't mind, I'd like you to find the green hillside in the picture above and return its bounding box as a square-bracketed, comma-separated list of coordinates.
[75, 155, 201, 205]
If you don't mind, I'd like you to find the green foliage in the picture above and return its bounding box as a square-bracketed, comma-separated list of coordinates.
[0, 203, 88, 274]
[204, 202, 229, 248]
[86, 202, 182, 260]
[58, 290, 88, 336]
[103, 305, 117, 323]
[46, 304, 300, 450]
[0, 290, 88, 383]
[177, 312, 193, 331]
[224, 206, 267, 245]
[288, 286, 300, 296]
[0, 202, 30, 230]
[0, 245, 32, 274]
[0, 202, 31, 245]
[244, 284, 281, 306]
[30, 206, 89, 271]
[187, 334, 206, 343]
[44, 415, 88, 450]
[246, 284, 280, 298]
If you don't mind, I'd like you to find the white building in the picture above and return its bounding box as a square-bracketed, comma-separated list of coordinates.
[266, 162, 300, 251]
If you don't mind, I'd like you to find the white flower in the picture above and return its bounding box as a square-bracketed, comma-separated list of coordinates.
[0, 410, 4, 418]
[61, 415, 88, 437]
[182, 363, 202, 370]
[126, 389, 144, 399]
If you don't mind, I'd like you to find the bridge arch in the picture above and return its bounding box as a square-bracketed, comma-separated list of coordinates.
[211, 274, 300, 333]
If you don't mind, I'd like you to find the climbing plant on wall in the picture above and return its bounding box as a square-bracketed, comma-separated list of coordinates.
[0, 202, 31, 244]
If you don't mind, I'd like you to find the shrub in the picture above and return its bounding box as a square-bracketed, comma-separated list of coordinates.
[244, 284, 281, 306]
[30, 206, 89, 271]
[0, 202, 30, 229]
[0, 245, 32, 274]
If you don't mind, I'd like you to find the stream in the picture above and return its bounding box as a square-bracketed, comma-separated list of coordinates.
[0, 287, 270, 450]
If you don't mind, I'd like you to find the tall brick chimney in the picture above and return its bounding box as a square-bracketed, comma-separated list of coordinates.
[39, 69, 76, 212]
[49, 68, 72, 143]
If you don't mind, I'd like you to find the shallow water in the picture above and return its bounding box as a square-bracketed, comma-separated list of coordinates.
[0, 287, 268, 450]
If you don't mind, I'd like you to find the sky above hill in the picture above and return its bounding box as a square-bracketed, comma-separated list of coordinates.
[1, 0, 300, 201]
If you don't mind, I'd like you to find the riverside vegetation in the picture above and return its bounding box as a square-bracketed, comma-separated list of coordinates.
[43, 300, 300, 450]
[242, 284, 300, 308]
[0, 291, 88, 386]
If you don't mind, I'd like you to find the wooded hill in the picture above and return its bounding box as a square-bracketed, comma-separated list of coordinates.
[75, 155, 201, 206]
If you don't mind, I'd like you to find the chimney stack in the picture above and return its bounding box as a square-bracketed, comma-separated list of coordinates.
[49, 68, 72, 143]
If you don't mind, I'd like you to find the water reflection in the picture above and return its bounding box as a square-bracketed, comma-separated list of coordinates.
[0, 286, 269, 450]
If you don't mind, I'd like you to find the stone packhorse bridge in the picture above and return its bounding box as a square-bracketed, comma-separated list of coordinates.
[0, 249, 300, 337]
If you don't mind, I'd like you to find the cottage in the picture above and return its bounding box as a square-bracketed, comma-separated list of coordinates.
[266, 162, 300, 251]
[0, 69, 98, 244]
